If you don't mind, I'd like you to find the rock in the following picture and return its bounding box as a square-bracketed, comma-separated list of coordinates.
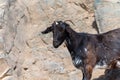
[95, 0, 120, 33]
[0, 0, 8, 26]
[0, 58, 10, 79]
[68, 70, 82, 80]
[44, 60, 66, 74]
[2, 76, 18, 80]
[0, 29, 6, 60]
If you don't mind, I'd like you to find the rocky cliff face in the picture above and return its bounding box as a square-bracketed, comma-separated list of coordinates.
[0, 0, 119, 80]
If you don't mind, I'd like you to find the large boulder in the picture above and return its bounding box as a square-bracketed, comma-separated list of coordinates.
[94, 0, 120, 33]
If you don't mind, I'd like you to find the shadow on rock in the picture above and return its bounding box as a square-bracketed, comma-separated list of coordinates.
[92, 20, 100, 34]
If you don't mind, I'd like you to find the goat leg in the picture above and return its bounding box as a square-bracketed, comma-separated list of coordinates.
[81, 64, 93, 80]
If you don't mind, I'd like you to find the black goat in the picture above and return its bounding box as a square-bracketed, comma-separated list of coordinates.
[42, 21, 120, 80]
[94, 58, 120, 80]
[104, 57, 120, 80]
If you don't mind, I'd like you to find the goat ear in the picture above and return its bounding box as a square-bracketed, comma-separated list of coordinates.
[41, 26, 53, 34]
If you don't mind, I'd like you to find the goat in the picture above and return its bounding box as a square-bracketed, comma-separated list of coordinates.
[104, 57, 120, 80]
[42, 21, 120, 80]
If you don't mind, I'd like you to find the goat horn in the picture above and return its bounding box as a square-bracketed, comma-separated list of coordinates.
[64, 20, 75, 26]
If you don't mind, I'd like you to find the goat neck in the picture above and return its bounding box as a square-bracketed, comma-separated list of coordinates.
[65, 26, 80, 54]
[65, 26, 78, 42]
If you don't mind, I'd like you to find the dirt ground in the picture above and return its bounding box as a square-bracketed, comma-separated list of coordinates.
[78, 68, 105, 80]
[92, 69, 105, 80]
